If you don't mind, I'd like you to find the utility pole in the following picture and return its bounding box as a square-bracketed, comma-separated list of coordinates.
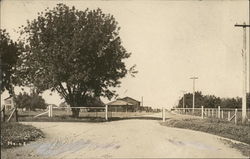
[235, 22, 250, 123]
[141, 96, 143, 106]
[190, 77, 198, 114]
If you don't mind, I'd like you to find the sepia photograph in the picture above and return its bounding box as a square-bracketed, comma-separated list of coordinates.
[0, 0, 250, 158]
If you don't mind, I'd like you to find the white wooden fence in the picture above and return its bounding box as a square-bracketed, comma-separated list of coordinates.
[1, 105, 18, 122]
[162, 107, 166, 122]
[171, 106, 250, 125]
[34, 105, 109, 120]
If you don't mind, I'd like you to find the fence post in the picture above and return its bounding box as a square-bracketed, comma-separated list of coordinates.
[105, 105, 108, 121]
[48, 105, 53, 117]
[221, 110, 223, 119]
[162, 107, 164, 118]
[15, 108, 18, 122]
[48, 105, 51, 117]
[201, 106, 204, 119]
[163, 108, 166, 122]
[218, 106, 220, 118]
[235, 109, 237, 124]
[110, 109, 112, 118]
[51, 105, 53, 117]
[50, 105, 52, 117]
[3, 105, 6, 122]
[227, 111, 230, 121]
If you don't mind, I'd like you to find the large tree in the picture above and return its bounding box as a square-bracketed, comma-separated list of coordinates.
[178, 91, 204, 108]
[0, 29, 21, 95]
[17, 4, 136, 117]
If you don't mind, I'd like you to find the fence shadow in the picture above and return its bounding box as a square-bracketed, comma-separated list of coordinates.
[18, 115, 166, 122]
[108, 116, 167, 121]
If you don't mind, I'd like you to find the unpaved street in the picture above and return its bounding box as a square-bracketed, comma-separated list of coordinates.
[1, 114, 246, 158]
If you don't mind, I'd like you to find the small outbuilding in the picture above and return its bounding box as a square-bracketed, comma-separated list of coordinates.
[3, 96, 15, 110]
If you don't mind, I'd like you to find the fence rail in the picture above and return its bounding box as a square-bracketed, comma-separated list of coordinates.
[15, 105, 157, 121]
[1, 105, 18, 122]
[171, 107, 250, 124]
[32, 105, 109, 120]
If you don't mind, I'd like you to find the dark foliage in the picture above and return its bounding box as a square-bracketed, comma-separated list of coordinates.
[14, 92, 47, 110]
[0, 29, 21, 94]
[177, 91, 250, 109]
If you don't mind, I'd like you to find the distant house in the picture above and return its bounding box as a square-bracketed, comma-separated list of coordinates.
[3, 96, 15, 110]
[121, 97, 140, 107]
[108, 97, 141, 112]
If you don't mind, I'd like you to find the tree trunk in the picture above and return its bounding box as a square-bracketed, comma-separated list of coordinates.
[72, 108, 80, 118]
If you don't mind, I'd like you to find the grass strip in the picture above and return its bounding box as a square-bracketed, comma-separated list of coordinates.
[161, 118, 250, 157]
[1, 122, 44, 148]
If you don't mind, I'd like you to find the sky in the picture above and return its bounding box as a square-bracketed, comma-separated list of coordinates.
[0, 0, 249, 109]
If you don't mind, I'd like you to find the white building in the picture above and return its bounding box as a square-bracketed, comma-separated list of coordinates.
[3, 96, 15, 110]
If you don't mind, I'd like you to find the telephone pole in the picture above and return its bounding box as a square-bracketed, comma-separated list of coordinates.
[235, 22, 250, 123]
[190, 77, 198, 114]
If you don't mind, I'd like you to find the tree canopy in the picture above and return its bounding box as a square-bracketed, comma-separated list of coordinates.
[17, 4, 136, 117]
[0, 29, 21, 94]
[177, 91, 249, 109]
[15, 92, 47, 110]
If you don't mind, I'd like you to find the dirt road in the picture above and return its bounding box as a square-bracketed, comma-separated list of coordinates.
[1, 113, 247, 158]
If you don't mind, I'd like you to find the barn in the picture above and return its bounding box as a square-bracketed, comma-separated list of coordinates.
[121, 97, 140, 111]
[107, 97, 141, 112]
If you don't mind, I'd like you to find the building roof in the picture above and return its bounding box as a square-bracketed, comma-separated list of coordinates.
[122, 97, 140, 103]
[4, 96, 13, 100]
[107, 99, 133, 106]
